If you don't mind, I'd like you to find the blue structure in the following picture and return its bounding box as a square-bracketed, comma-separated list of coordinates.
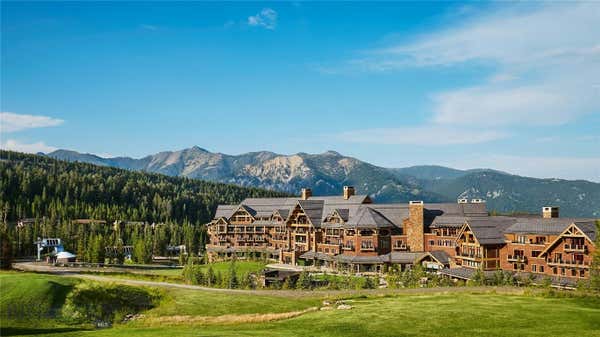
[34, 238, 64, 261]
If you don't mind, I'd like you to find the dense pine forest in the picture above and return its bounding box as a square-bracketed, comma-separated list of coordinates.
[0, 150, 289, 263]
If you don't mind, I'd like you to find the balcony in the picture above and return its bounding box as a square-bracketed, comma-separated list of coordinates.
[546, 259, 590, 268]
[507, 255, 527, 263]
[393, 243, 407, 251]
[564, 244, 586, 252]
[457, 252, 482, 260]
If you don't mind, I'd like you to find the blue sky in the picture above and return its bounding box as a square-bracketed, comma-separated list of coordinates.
[1, 2, 599, 181]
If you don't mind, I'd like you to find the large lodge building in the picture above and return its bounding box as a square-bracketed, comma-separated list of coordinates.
[206, 187, 598, 285]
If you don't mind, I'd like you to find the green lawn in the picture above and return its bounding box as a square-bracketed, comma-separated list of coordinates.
[2, 271, 600, 337]
[194, 260, 267, 275]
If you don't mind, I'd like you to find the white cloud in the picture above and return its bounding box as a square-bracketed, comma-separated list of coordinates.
[0, 139, 57, 153]
[335, 126, 507, 146]
[348, 3, 600, 126]
[248, 8, 278, 30]
[0, 112, 64, 133]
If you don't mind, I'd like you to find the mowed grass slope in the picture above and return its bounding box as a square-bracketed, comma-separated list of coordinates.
[0, 272, 77, 319]
[54, 293, 600, 337]
[2, 272, 600, 337]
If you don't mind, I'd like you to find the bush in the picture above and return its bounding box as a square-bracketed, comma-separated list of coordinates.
[62, 282, 162, 326]
[296, 271, 312, 290]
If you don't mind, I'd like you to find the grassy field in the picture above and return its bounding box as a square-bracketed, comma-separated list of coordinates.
[72, 260, 267, 284]
[194, 260, 267, 275]
[2, 271, 599, 337]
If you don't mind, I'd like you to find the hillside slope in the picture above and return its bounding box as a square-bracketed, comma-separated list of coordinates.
[46, 148, 600, 217]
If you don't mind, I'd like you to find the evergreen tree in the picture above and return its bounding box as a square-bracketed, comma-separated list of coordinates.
[228, 261, 238, 289]
[0, 223, 13, 269]
[206, 266, 216, 287]
[296, 271, 312, 290]
[363, 276, 376, 289]
[590, 221, 600, 291]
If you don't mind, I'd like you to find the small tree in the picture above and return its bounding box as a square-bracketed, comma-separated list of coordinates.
[206, 266, 216, 287]
[228, 261, 238, 289]
[296, 271, 312, 290]
[470, 268, 486, 286]
[590, 221, 600, 291]
[363, 276, 376, 289]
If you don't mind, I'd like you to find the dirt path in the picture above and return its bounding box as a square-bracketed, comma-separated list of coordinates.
[12, 262, 530, 298]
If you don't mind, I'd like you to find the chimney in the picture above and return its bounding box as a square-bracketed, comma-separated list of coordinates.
[407, 201, 424, 251]
[343, 186, 355, 200]
[301, 188, 312, 200]
[542, 206, 559, 219]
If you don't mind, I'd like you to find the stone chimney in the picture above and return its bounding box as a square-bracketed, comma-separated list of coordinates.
[301, 188, 312, 200]
[407, 201, 424, 251]
[343, 186, 355, 200]
[542, 206, 559, 219]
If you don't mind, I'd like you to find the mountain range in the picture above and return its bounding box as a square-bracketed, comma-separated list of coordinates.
[46, 147, 600, 218]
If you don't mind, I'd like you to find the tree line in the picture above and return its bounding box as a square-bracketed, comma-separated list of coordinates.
[0, 150, 288, 265]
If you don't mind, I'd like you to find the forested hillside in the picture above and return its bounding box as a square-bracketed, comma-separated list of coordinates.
[0, 151, 288, 260]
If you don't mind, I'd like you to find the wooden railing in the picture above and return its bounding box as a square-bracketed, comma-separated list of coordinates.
[507, 255, 527, 263]
[546, 259, 590, 267]
[564, 244, 586, 252]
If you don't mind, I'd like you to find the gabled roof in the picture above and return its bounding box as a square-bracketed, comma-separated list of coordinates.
[540, 222, 598, 256]
[335, 208, 350, 221]
[430, 215, 469, 228]
[344, 206, 394, 229]
[415, 251, 450, 265]
[461, 217, 517, 245]
[504, 217, 597, 236]
[214, 205, 237, 219]
[297, 199, 325, 227]
[369, 204, 410, 228]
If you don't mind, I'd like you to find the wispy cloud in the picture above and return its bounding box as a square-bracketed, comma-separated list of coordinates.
[332, 4, 599, 146]
[248, 8, 278, 30]
[0, 139, 57, 153]
[335, 126, 507, 146]
[0, 112, 64, 133]
[353, 3, 600, 127]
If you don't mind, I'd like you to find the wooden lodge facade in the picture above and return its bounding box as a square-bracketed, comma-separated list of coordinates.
[206, 187, 597, 283]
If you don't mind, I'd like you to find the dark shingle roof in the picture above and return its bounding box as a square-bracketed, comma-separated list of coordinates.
[298, 199, 325, 227]
[214, 205, 237, 218]
[466, 217, 517, 245]
[379, 252, 425, 264]
[430, 250, 451, 265]
[504, 217, 597, 238]
[344, 207, 395, 229]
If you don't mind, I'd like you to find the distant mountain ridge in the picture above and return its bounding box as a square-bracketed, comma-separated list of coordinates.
[46, 147, 600, 217]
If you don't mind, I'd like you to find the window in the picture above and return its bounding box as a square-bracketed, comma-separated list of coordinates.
[540, 266, 544, 273]
[513, 263, 518, 270]
[580, 270, 585, 277]
[571, 269, 577, 277]
[553, 267, 557, 274]
[429, 240, 435, 246]
[532, 264, 537, 272]
[531, 251, 541, 258]
[561, 268, 566, 276]
[516, 235, 527, 244]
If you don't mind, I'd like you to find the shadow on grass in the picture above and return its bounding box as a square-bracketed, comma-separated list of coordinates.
[0, 326, 90, 336]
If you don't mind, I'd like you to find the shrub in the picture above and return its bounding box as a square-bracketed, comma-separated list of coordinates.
[63, 282, 162, 326]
